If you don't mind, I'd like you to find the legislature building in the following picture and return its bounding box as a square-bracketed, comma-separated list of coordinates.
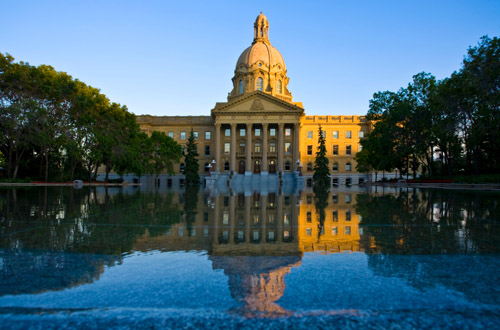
[137, 13, 370, 186]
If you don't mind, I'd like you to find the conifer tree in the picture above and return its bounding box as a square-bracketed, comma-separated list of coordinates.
[184, 129, 200, 185]
[313, 125, 330, 186]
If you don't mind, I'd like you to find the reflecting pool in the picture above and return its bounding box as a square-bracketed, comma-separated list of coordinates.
[1, 185, 500, 329]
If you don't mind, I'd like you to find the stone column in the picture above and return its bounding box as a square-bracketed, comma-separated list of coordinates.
[230, 123, 236, 174]
[229, 195, 235, 244]
[245, 123, 253, 175]
[262, 123, 268, 175]
[215, 123, 221, 172]
[293, 123, 300, 170]
[261, 195, 267, 242]
[278, 123, 284, 173]
[245, 195, 251, 242]
[277, 194, 283, 242]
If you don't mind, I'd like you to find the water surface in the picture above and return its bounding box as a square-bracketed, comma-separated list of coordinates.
[1, 185, 500, 329]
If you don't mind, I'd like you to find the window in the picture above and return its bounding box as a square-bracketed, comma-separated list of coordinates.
[256, 77, 263, 91]
[346, 194, 352, 203]
[204, 163, 210, 172]
[269, 143, 276, 153]
[346, 163, 351, 171]
[332, 193, 338, 203]
[359, 131, 364, 138]
[332, 177, 339, 186]
[332, 162, 338, 172]
[333, 131, 339, 139]
[307, 162, 313, 172]
[346, 131, 352, 139]
[239, 143, 245, 154]
[332, 210, 338, 222]
[224, 143, 230, 154]
[285, 128, 291, 136]
[345, 226, 351, 235]
[255, 128, 261, 136]
[181, 146, 185, 155]
[193, 131, 198, 139]
[306, 228, 312, 236]
[168, 132, 174, 138]
[224, 162, 230, 171]
[204, 212, 209, 222]
[284, 213, 290, 225]
[268, 231, 275, 240]
[223, 211, 229, 225]
[307, 131, 313, 139]
[205, 131, 211, 140]
[270, 128, 276, 136]
[346, 178, 352, 186]
[240, 128, 245, 136]
[346, 145, 351, 155]
[285, 142, 291, 154]
[358, 144, 362, 151]
[307, 145, 313, 155]
[359, 178, 365, 184]
[205, 145, 210, 156]
[255, 143, 261, 153]
[239, 80, 243, 94]
[225, 128, 230, 136]
[321, 130, 326, 138]
[333, 145, 338, 155]
[180, 131, 186, 140]
[346, 210, 351, 221]
[307, 211, 312, 223]
[277, 80, 282, 94]
[285, 161, 291, 171]
[332, 226, 338, 235]
[306, 195, 312, 204]
[180, 163, 185, 173]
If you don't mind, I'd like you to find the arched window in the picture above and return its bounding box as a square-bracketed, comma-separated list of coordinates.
[277, 80, 282, 94]
[224, 162, 230, 171]
[256, 77, 263, 91]
[307, 162, 313, 172]
[238, 80, 243, 94]
[346, 163, 351, 171]
[332, 162, 338, 172]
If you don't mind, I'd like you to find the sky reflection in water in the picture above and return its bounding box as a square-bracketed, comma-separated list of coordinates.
[1, 186, 500, 328]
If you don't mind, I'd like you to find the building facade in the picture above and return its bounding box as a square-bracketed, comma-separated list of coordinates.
[137, 13, 371, 185]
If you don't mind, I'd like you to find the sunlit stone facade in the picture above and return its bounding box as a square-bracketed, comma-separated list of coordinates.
[137, 12, 371, 185]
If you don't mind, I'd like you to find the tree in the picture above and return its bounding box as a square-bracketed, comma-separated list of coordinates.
[184, 129, 200, 185]
[313, 125, 330, 186]
[149, 131, 182, 186]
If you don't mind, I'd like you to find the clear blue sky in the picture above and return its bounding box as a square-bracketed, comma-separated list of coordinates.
[2, 0, 499, 116]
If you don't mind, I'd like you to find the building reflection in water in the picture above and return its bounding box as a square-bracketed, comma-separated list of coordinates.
[133, 189, 364, 317]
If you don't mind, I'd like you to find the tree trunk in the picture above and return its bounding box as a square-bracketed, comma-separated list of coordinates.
[45, 153, 49, 182]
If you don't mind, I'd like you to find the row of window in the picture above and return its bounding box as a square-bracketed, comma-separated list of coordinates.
[223, 127, 293, 137]
[306, 226, 355, 237]
[306, 210, 353, 222]
[169, 131, 211, 141]
[307, 145, 358, 156]
[238, 78, 283, 94]
[307, 130, 364, 139]
[305, 162, 352, 172]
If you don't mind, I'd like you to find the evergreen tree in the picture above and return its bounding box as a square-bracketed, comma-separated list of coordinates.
[313, 125, 330, 186]
[184, 129, 200, 185]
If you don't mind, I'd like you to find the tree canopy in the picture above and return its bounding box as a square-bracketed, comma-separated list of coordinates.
[357, 35, 500, 178]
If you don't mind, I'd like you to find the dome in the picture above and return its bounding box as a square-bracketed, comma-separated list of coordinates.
[236, 42, 286, 72]
[228, 12, 293, 103]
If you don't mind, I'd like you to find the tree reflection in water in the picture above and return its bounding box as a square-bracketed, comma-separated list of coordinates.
[1, 186, 500, 317]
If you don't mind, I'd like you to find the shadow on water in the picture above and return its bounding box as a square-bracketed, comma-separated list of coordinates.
[1, 185, 500, 319]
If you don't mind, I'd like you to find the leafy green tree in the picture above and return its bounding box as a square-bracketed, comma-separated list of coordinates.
[184, 129, 200, 185]
[149, 131, 182, 186]
[312, 125, 330, 186]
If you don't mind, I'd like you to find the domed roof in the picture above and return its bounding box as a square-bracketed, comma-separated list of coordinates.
[236, 42, 286, 71]
[234, 12, 286, 73]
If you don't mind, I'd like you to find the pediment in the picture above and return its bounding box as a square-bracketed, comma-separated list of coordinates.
[211, 91, 304, 116]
